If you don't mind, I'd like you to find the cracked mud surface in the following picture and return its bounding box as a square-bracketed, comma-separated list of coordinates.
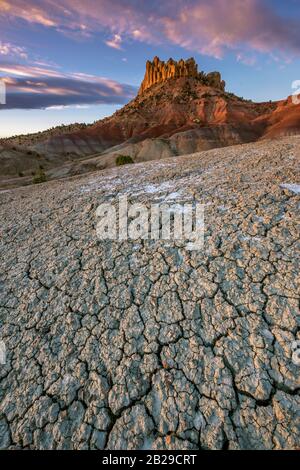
[0, 136, 299, 450]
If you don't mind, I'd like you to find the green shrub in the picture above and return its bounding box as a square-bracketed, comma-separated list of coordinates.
[116, 155, 134, 166]
[33, 168, 47, 184]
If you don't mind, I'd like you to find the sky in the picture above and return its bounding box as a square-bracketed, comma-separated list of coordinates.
[1, 0, 300, 137]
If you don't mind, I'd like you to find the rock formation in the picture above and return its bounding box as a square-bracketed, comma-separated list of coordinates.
[138, 56, 225, 94]
[2, 56, 300, 186]
[206, 71, 225, 90]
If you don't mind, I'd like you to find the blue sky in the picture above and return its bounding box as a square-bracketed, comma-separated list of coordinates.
[1, 0, 300, 137]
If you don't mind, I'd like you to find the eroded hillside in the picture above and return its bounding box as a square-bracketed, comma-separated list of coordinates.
[1, 57, 300, 188]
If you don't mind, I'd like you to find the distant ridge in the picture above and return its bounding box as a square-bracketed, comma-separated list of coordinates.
[1, 56, 300, 188]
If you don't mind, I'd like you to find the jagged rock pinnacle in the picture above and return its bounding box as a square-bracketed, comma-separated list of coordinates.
[138, 56, 225, 94]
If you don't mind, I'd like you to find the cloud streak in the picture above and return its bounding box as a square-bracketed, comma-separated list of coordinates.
[161, 0, 300, 59]
[0, 42, 28, 59]
[0, 64, 136, 109]
[105, 34, 123, 50]
[1, 0, 300, 60]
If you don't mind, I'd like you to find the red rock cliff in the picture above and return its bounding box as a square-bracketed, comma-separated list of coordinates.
[138, 56, 225, 94]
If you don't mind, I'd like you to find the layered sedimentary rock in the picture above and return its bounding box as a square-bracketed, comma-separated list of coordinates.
[2, 56, 300, 186]
[206, 72, 225, 90]
[138, 56, 225, 94]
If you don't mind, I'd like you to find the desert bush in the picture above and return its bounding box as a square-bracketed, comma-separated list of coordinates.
[33, 168, 47, 184]
[116, 155, 134, 166]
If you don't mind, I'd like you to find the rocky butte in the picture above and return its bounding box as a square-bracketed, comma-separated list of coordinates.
[1, 56, 300, 189]
[138, 56, 226, 94]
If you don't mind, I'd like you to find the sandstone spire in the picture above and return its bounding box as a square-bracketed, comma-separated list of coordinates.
[138, 56, 225, 94]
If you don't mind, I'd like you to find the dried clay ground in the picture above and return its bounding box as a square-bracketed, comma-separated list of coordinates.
[0, 136, 299, 450]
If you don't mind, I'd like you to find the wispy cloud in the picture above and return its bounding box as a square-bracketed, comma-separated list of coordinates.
[0, 63, 136, 109]
[105, 34, 122, 50]
[236, 53, 257, 67]
[0, 64, 65, 78]
[1, 0, 300, 61]
[0, 0, 57, 27]
[0, 41, 27, 59]
[46, 104, 91, 110]
[161, 0, 300, 60]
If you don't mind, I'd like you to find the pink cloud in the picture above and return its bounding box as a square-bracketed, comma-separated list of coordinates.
[105, 34, 122, 50]
[1, 0, 300, 61]
[0, 42, 28, 59]
[161, 0, 300, 59]
[0, 62, 136, 109]
[0, 0, 57, 27]
[0, 64, 65, 78]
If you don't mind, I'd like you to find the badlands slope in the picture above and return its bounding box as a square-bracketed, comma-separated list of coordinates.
[0, 137, 299, 450]
[2, 57, 300, 187]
